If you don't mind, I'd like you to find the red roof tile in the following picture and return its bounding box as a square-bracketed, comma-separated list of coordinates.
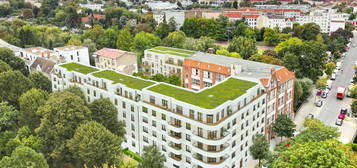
[94, 48, 128, 59]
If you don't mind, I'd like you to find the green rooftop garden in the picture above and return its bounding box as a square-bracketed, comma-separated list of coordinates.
[148, 46, 196, 57]
[148, 78, 257, 109]
[92, 70, 155, 90]
[60, 62, 98, 74]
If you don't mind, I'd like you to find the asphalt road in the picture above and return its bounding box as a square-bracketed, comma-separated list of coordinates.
[317, 32, 357, 126]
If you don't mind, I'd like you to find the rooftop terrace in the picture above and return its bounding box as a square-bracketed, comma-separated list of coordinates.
[147, 78, 257, 109]
[60, 62, 98, 74]
[92, 70, 155, 90]
[147, 46, 196, 57]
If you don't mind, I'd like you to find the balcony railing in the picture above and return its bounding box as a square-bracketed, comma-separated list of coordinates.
[169, 154, 182, 161]
[193, 154, 228, 165]
[192, 142, 229, 153]
[169, 132, 182, 139]
[169, 142, 182, 150]
[169, 121, 182, 128]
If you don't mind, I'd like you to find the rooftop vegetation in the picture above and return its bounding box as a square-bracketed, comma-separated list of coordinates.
[148, 78, 257, 109]
[60, 62, 98, 74]
[92, 70, 155, 90]
[148, 46, 196, 57]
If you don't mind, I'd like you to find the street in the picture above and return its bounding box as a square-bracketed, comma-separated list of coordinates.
[317, 32, 357, 126]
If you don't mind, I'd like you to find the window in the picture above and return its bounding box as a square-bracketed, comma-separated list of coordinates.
[161, 125, 166, 131]
[152, 131, 157, 137]
[186, 145, 191, 152]
[152, 110, 156, 117]
[143, 126, 148, 133]
[143, 136, 148, 143]
[186, 123, 191, 130]
[161, 114, 166, 120]
[186, 134, 191, 141]
[162, 135, 166, 141]
[131, 114, 134, 121]
[192, 79, 200, 86]
[152, 120, 156, 127]
[197, 112, 203, 121]
[233, 118, 237, 125]
[122, 102, 126, 109]
[176, 106, 183, 114]
[114, 99, 118, 105]
[142, 107, 148, 113]
[189, 110, 194, 118]
[150, 96, 155, 104]
[131, 105, 135, 112]
[143, 117, 148, 123]
[162, 99, 168, 108]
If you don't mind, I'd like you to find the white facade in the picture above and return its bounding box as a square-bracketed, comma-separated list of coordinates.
[165, 10, 185, 28]
[53, 46, 90, 66]
[153, 12, 165, 25]
[295, 9, 348, 33]
[266, 17, 294, 30]
[52, 62, 277, 168]
[142, 49, 188, 76]
[79, 3, 104, 11]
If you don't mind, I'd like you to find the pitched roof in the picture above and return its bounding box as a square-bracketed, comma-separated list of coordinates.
[22, 47, 53, 56]
[275, 67, 295, 84]
[94, 48, 129, 59]
[224, 12, 260, 19]
[30, 57, 55, 74]
[81, 14, 105, 23]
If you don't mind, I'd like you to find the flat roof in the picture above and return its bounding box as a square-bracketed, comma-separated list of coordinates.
[92, 70, 155, 90]
[147, 78, 257, 109]
[60, 62, 98, 74]
[148, 46, 196, 57]
[190, 52, 281, 78]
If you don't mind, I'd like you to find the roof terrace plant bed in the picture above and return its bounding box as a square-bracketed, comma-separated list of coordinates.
[148, 46, 196, 57]
[92, 70, 155, 90]
[148, 78, 257, 109]
[60, 62, 98, 74]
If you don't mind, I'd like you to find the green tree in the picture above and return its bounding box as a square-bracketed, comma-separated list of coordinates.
[0, 102, 18, 132]
[271, 140, 355, 168]
[183, 36, 216, 52]
[18, 88, 49, 130]
[325, 62, 336, 76]
[0, 48, 28, 75]
[293, 23, 321, 41]
[155, 22, 171, 39]
[0, 60, 12, 73]
[89, 98, 125, 137]
[272, 114, 296, 141]
[345, 22, 355, 32]
[67, 121, 122, 167]
[315, 77, 328, 90]
[351, 99, 357, 117]
[0, 71, 33, 106]
[248, 54, 283, 65]
[216, 49, 242, 58]
[97, 27, 119, 49]
[264, 28, 280, 46]
[4, 126, 43, 155]
[132, 32, 161, 55]
[249, 134, 270, 166]
[228, 36, 257, 59]
[294, 118, 339, 143]
[138, 145, 165, 168]
[0, 146, 49, 168]
[35, 91, 92, 167]
[294, 79, 303, 111]
[275, 37, 303, 58]
[29, 72, 52, 92]
[64, 86, 85, 101]
[163, 31, 186, 48]
[116, 29, 133, 51]
[298, 78, 313, 102]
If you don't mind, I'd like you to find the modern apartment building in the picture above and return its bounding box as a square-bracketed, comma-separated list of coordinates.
[53, 46, 90, 65]
[93, 48, 137, 75]
[142, 46, 196, 77]
[53, 47, 294, 168]
[20, 47, 54, 65]
[296, 8, 349, 33]
[53, 59, 294, 168]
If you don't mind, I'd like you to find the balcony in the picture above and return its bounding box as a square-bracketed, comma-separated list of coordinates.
[169, 153, 182, 161]
[192, 142, 229, 153]
[169, 132, 182, 139]
[169, 121, 182, 128]
[193, 154, 229, 165]
[169, 142, 182, 150]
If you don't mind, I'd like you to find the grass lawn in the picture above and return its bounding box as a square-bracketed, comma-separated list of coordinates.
[92, 70, 155, 90]
[148, 46, 196, 57]
[60, 62, 98, 74]
[148, 78, 257, 109]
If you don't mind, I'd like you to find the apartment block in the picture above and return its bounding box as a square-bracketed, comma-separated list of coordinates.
[53, 46, 90, 65]
[142, 47, 196, 77]
[53, 62, 267, 168]
[20, 47, 54, 65]
[93, 48, 137, 75]
[53, 47, 294, 168]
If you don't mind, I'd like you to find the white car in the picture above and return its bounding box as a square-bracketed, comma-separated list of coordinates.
[330, 73, 336, 80]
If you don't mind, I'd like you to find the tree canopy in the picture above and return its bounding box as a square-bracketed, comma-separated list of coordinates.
[0, 146, 49, 168]
[138, 145, 165, 168]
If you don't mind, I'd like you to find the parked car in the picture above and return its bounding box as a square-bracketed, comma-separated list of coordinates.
[315, 100, 323, 107]
[338, 113, 346, 120]
[335, 118, 343, 126]
[331, 73, 336, 80]
[340, 108, 348, 115]
[321, 91, 328, 98]
[306, 113, 314, 119]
